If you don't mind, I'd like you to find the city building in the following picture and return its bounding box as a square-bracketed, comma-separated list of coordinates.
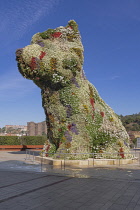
[4, 125, 27, 136]
[5, 125, 27, 132]
[27, 121, 47, 136]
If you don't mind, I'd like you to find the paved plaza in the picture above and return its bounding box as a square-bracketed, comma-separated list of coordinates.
[0, 151, 140, 209]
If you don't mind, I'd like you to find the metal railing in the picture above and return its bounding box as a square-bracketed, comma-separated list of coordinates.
[25, 149, 40, 163]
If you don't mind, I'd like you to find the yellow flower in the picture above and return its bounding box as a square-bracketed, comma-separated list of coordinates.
[62, 136, 66, 141]
[109, 117, 114, 122]
[83, 105, 89, 113]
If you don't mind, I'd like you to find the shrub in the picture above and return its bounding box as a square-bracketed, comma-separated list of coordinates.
[0, 136, 47, 145]
[20, 136, 47, 145]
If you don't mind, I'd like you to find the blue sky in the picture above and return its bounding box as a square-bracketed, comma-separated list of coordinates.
[0, 0, 140, 128]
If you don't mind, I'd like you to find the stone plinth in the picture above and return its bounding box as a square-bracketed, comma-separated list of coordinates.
[35, 156, 137, 166]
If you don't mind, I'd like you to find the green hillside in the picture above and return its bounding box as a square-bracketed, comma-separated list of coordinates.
[120, 113, 140, 131]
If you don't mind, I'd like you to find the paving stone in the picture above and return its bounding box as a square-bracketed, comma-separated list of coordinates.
[0, 151, 140, 210]
[115, 195, 133, 205]
[126, 202, 137, 209]
[88, 202, 105, 209]
[134, 205, 140, 210]
[108, 204, 127, 210]
[100, 201, 114, 210]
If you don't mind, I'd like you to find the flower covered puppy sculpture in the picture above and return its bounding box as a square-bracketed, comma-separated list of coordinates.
[16, 20, 130, 159]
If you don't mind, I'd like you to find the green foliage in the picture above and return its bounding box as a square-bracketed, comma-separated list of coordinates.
[48, 144, 57, 157]
[89, 131, 117, 153]
[71, 48, 83, 64]
[40, 29, 55, 39]
[86, 112, 103, 135]
[0, 136, 47, 145]
[59, 86, 80, 115]
[62, 58, 79, 76]
[133, 138, 137, 145]
[85, 112, 117, 153]
[58, 126, 67, 140]
[0, 127, 6, 133]
[67, 20, 79, 32]
[0, 136, 21, 145]
[20, 136, 47, 145]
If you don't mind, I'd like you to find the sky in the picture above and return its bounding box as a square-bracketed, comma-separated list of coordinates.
[0, 0, 140, 128]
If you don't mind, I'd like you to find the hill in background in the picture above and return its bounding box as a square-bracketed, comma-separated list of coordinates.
[120, 113, 140, 131]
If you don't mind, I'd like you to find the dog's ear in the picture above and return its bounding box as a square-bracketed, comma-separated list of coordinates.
[66, 20, 79, 32]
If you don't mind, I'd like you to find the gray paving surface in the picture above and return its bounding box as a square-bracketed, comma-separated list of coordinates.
[0, 151, 140, 209]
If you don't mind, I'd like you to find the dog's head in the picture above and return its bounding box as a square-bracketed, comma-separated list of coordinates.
[16, 20, 84, 89]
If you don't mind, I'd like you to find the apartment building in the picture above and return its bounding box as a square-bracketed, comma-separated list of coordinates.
[27, 121, 47, 136]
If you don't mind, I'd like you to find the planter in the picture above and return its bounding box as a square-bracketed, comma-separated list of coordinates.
[35, 156, 138, 167]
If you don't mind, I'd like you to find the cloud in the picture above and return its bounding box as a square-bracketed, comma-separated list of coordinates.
[95, 75, 120, 81]
[109, 76, 120, 80]
[0, 0, 61, 43]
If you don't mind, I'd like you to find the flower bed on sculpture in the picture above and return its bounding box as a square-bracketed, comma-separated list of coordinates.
[16, 20, 131, 160]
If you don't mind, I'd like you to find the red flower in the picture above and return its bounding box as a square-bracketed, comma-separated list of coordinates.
[46, 145, 50, 152]
[39, 51, 46, 60]
[100, 112, 105, 117]
[92, 114, 94, 119]
[119, 147, 124, 158]
[58, 128, 62, 132]
[29, 57, 37, 70]
[51, 32, 62, 38]
[67, 124, 72, 130]
[46, 144, 50, 157]
[35, 77, 40, 80]
[59, 142, 62, 147]
[47, 122, 50, 126]
[69, 26, 73, 29]
[90, 98, 94, 107]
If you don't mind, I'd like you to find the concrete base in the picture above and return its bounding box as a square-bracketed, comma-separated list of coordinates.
[35, 156, 137, 166]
